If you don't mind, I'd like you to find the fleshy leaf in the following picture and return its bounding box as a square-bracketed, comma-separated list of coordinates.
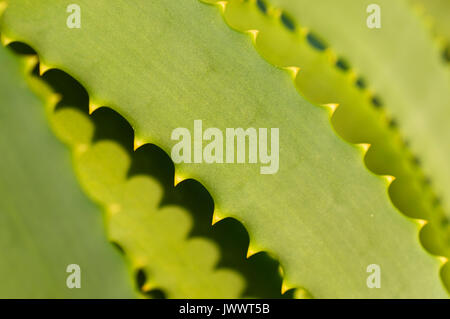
[52, 106, 244, 298]
[268, 0, 450, 223]
[0, 43, 136, 298]
[34, 64, 288, 298]
[2, 0, 447, 297]
[409, 0, 450, 61]
[212, 0, 450, 280]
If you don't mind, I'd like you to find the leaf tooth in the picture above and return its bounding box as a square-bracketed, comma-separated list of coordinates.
[283, 66, 300, 80]
[133, 137, 146, 152]
[45, 93, 62, 111]
[321, 103, 339, 116]
[0, 33, 14, 47]
[246, 244, 262, 259]
[357, 143, 371, 155]
[383, 175, 396, 186]
[23, 55, 39, 73]
[141, 280, 158, 293]
[88, 100, 102, 115]
[173, 172, 186, 187]
[38, 61, 53, 76]
[324, 48, 337, 65]
[414, 218, 428, 229]
[268, 7, 282, 19]
[211, 208, 226, 225]
[280, 279, 294, 295]
[299, 26, 309, 37]
[131, 256, 148, 269]
[438, 256, 449, 266]
[215, 1, 228, 13]
[245, 29, 259, 43]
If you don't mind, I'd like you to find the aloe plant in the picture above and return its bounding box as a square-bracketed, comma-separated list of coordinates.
[0, 42, 136, 298]
[0, 0, 449, 298]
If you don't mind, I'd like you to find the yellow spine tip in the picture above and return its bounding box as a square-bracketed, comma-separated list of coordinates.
[133, 138, 145, 151]
[0, 33, 14, 46]
[141, 282, 154, 292]
[132, 257, 147, 269]
[88, 102, 101, 115]
[24, 55, 39, 72]
[348, 70, 359, 82]
[299, 27, 309, 37]
[48, 93, 62, 107]
[39, 62, 53, 76]
[281, 281, 292, 294]
[321, 103, 339, 115]
[325, 48, 337, 64]
[246, 246, 259, 259]
[269, 8, 282, 19]
[211, 210, 225, 225]
[174, 173, 185, 187]
[246, 29, 259, 42]
[358, 143, 371, 153]
[438, 256, 448, 265]
[415, 219, 428, 227]
[284, 66, 300, 79]
[216, 1, 228, 13]
[384, 175, 396, 184]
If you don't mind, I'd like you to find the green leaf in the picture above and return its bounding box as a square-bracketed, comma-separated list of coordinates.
[212, 0, 450, 274]
[51, 105, 245, 298]
[2, 0, 447, 297]
[0, 43, 136, 298]
[409, 0, 450, 59]
[268, 0, 450, 223]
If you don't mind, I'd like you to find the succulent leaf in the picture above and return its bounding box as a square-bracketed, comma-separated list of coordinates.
[0, 44, 136, 298]
[1, 0, 448, 297]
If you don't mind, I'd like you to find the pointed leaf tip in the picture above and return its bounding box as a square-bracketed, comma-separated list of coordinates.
[211, 209, 225, 225]
[246, 246, 260, 259]
[284, 66, 300, 79]
[0, 33, 14, 47]
[141, 281, 157, 293]
[321, 103, 339, 115]
[174, 173, 185, 186]
[88, 102, 101, 115]
[246, 29, 259, 42]
[415, 219, 428, 227]
[39, 62, 52, 76]
[281, 280, 293, 295]
[216, 1, 228, 13]
[383, 175, 396, 185]
[23, 55, 39, 72]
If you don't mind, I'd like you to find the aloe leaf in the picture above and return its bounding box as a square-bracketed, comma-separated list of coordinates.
[409, 0, 450, 60]
[267, 0, 450, 222]
[50, 104, 244, 298]
[41, 66, 286, 298]
[0, 43, 136, 298]
[212, 0, 450, 273]
[2, 0, 447, 297]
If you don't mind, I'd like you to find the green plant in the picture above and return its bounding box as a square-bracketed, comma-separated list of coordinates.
[0, 0, 449, 298]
